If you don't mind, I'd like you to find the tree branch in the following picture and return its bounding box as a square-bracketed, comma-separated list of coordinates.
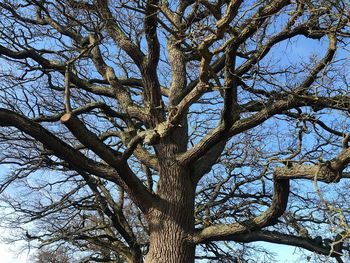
[193, 178, 290, 243]
[275, 148, 350, 183]
[60, 112, 155, 212]
[230, 230, 343, 257]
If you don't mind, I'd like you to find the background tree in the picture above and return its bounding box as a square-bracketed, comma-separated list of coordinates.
[32, 247, 72, 263]
[0, 0, 350, 262]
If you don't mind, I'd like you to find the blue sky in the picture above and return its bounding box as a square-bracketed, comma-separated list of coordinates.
[0, 3, 349, 262]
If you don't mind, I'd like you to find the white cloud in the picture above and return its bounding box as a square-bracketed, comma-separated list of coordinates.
[0, 243, 33, 263]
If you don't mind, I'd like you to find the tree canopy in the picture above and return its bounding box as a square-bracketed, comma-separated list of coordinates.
[0, 0, 350, 262]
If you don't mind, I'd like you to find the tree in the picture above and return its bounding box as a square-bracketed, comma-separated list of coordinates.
[0, 0, 350, 262]
[33, 247, 72, 263]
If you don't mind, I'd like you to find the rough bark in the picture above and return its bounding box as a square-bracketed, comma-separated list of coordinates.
[145, 140, 195, 263]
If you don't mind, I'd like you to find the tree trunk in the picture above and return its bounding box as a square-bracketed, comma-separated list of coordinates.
[145, 141, 195, 263]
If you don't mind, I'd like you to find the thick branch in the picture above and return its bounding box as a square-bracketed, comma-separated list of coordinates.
[179, 96, 298, 165]
[231, 230, 341, 257]
[96, 0, 145, 68]
[193, 178, 290, 243]
[0, 108, 116, 183]
[275, 148, 350, 183]
[60, 113, 155, 212]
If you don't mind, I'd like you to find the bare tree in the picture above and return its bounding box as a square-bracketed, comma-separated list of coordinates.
[0, 0, 350, 262]
[33, 247, 72, 263]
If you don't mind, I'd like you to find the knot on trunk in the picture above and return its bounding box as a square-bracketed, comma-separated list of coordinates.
[317, 163, 341, 183]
